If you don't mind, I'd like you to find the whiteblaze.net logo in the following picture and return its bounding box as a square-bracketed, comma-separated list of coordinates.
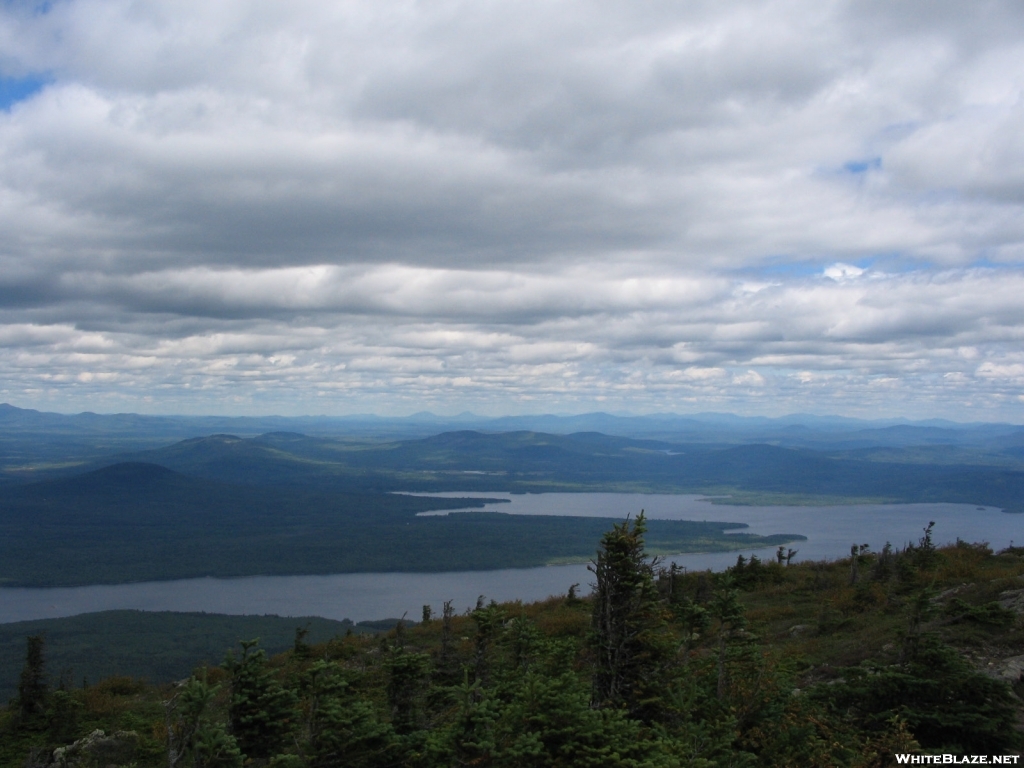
[895, 757, 1020, 765]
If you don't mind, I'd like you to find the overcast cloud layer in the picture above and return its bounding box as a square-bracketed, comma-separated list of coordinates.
[1, 0, 1023, 419]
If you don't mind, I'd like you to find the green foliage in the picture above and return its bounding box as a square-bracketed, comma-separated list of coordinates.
[293, 626, 312, 660]
[710, 577, 747, 702]
[727, 553, 785, 590]
[470, 600, 506, 685]
[222, 640, 297, 759]
[385, 648, 430, 734]
[942, 597, 1016, 627]
[589, 513, 672, 721]
[191, 722, 244, 768]
[166, 675, 242, 768]
[815, 638, 1021, 754]
[490, 671, 668, 768]
[0, 611, 362, 704]
[4, 525, 1024, 768]
[911, 521, 941, 571]
[45, 689, 83, 744]
[17, 635, 48, 722]
[297, 660, 396, 768]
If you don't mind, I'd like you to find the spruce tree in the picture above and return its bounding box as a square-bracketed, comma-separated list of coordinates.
[299, 660, 396, 768]
[589, 512, 669, 720]
[495, 671, 664, 768]
[711, 576, 746, 701]
[222, 639, 297, 759]
[17, 634, 48, 722]
[818, 637, 1021, 754]
[166, 675, 243, 768]
[385, 648, 429, 734]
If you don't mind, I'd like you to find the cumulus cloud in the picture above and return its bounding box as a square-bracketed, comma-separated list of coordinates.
[0, 0, 1023, 418]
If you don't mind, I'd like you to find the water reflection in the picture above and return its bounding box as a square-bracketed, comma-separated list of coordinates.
[1, 494, 1017, 624]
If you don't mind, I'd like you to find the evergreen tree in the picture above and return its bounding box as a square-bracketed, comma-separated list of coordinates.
[165, 675, 243, 768]
[470, 599, 505, 685]
[494, 670, 669, 768]
[385, 647, 429, 734]
[293, 626, 312, 659]
[298, 660, 396, 768]
[433, 599, 461, 686]
[710, 576, 746, 701]
[192, 722, 245, 768]
[504, 613, 542, 673]
[817, 637, 1021, 754]
[589, 512, 669, 720]
[425, 670, 500, 766]
[45, 689, 83, 744]
[222, 639, 297, 759]
[672, 596, 709, 669]
[17, 635, 48, 722]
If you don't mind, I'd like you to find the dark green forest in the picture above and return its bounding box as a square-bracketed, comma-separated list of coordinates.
[4, 405, 1024, 587]
[3, 405, 1024, 764]
[0, 613, 388, 704]
[6, 421, 1024, 585]
[4, 520, 1024, 766]
[0, 463, 801, 587]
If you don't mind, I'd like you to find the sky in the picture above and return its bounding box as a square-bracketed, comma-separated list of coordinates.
[1, 0, 1023, 420]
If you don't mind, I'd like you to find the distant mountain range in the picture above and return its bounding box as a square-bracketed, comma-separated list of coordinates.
[92, 429, 1024, 509]
[4, 402, 1024, 587]
[3, 402, 1022, 444]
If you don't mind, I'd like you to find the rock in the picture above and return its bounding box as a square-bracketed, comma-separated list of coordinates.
[44, 729, 140, 768]
[998, 588, 1024, 615]
[932, 584, 968, 602]
[982, 655, 1024, 686]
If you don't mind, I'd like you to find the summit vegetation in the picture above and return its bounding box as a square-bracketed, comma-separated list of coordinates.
[3, 520, 1023, 767]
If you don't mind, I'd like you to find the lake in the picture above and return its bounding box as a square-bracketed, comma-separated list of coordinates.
[0, 493, 1018, 624]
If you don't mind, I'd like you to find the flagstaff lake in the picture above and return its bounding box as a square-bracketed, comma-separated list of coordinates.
[1, 493, 1018, 624]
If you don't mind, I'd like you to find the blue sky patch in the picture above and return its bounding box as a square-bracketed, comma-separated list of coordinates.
[1, 0, 55, 15]
[967, 256, 1012, 271]
[747, 261, 825, 278]
[739, 258, 876, 279]
[0, 75, 49, 111]
[843, 157, 882, 174]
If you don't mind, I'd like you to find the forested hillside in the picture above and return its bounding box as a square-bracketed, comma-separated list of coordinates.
[3, 520, 1023, 766]
[0, 613, 378, 704]
[6, 413, 1024, 514]
[40, 429, 1024, 511]
[29, 430, 1022, 508]
[0, 463, 800, 586]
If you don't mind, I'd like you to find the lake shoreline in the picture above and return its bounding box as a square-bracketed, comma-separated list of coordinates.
[2, 493, 1014, 625]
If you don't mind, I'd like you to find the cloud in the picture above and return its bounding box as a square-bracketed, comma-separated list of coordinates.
[0, 0, 1023, 418]
[823, 263, 865, 280]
